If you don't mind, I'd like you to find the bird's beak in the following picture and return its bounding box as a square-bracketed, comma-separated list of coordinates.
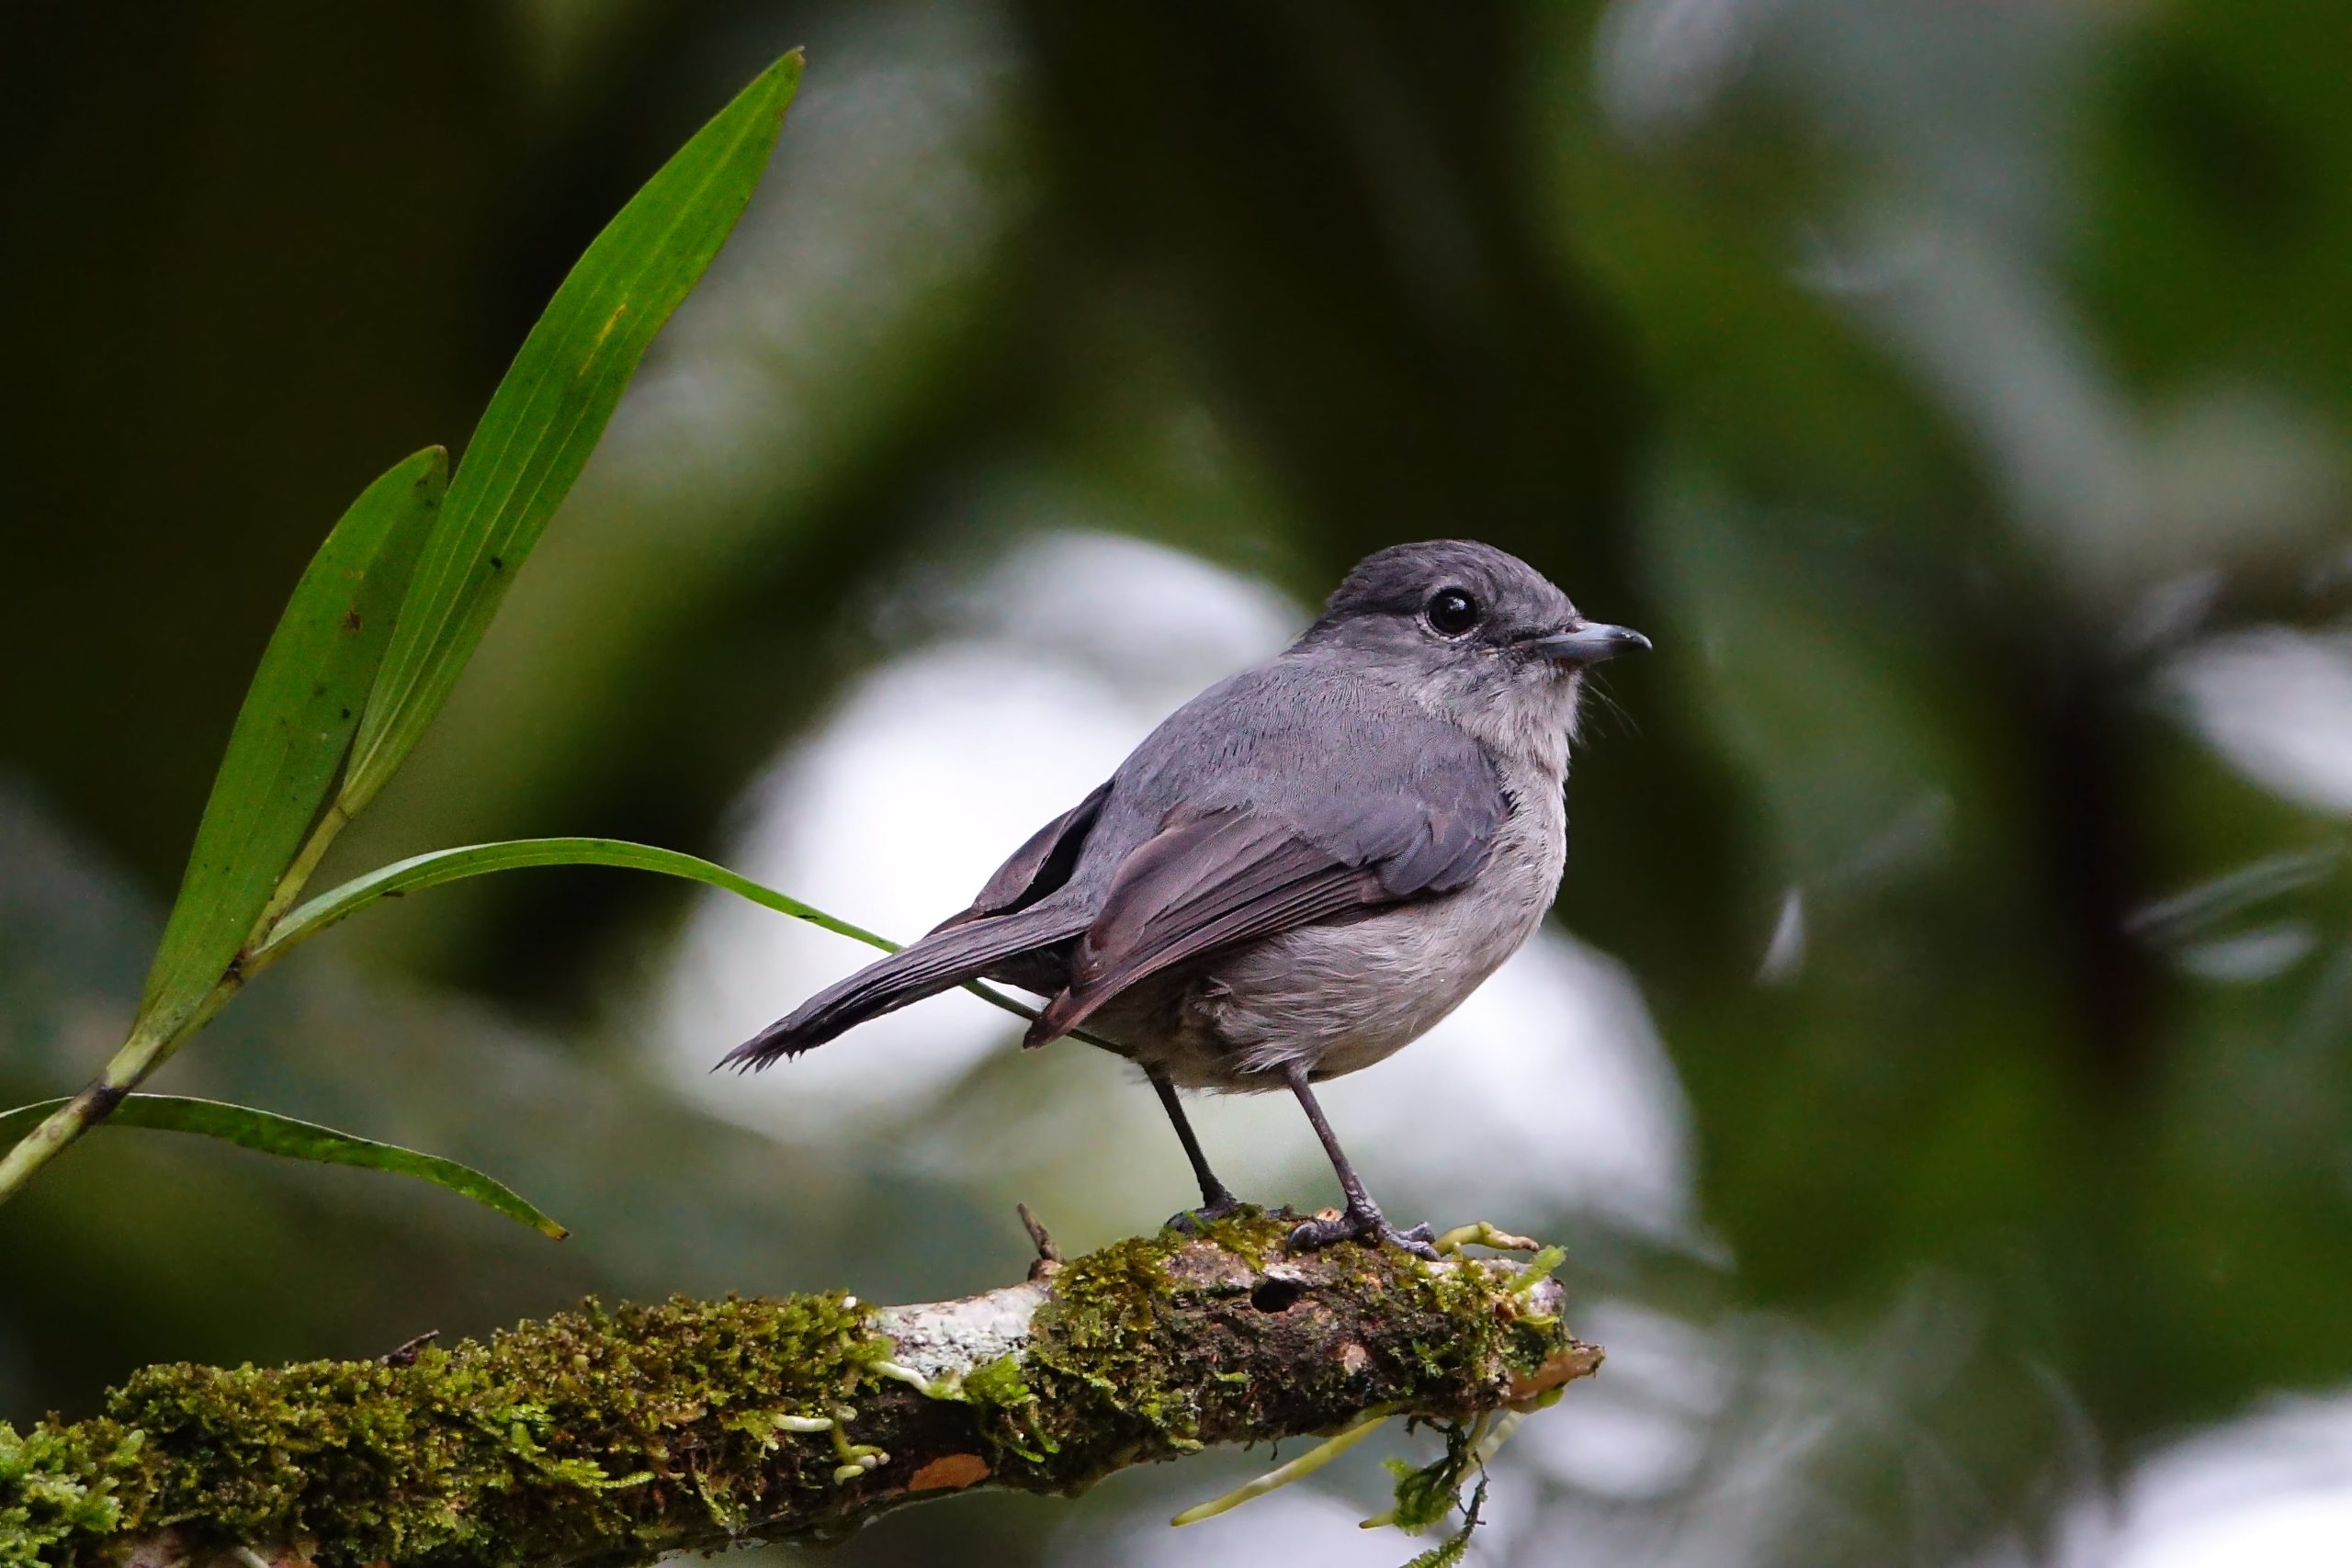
[1524, 621, 1652, 664]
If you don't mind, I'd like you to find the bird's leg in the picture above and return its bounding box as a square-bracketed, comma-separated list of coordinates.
[1148, 1066, 1244, 1229]
[1281, 1063, 1439, 1259]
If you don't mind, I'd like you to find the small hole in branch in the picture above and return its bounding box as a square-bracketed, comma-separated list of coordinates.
[1250, 1278, 1305, 1314]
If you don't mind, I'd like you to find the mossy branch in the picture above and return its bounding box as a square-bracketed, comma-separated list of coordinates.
[1, 1213, 1599, 1568]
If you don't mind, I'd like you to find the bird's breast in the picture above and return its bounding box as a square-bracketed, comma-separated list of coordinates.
[1119, 775, 1567, 1089]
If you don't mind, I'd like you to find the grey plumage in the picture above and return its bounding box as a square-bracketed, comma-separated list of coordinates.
[718, 539, 1646, 1255]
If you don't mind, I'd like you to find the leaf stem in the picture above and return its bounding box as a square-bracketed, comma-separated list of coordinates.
[1170, 1404, 1401, 1526]
[0, 1021, 164, 1201]
[0, 805, 346, 1204]
[253, 801, 352, 944]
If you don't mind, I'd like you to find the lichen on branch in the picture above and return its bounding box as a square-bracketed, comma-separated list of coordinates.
[1, 1213, 1600, 1568]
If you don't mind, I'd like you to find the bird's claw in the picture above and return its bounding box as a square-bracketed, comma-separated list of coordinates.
[1286, 1207, 1441, 1261]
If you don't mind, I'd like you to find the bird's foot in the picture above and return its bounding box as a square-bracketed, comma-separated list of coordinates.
[1165, 1190, 1250, 1235]
[1286, 1204, 1441, 1261]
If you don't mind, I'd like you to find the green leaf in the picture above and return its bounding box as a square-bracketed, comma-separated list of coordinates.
[0, 1095, 565, 1239]
[252, 837, 1072, 1041]
[340, 52, 803, 816]
[257, 836, 899, 962]
[135, 446, 447, 1043]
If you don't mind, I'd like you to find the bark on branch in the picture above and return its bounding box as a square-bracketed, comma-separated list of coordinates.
[1, 1213, 1600, 1568]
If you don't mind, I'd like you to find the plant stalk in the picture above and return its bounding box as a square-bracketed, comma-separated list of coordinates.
[0, 806, 347, 1205]
[0, 1021, 164, 1201]
[253, 801, 351, 941]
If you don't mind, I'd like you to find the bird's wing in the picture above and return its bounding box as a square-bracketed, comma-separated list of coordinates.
[1023, 761, 1503, 1045]
[929, 777, 1114, 932]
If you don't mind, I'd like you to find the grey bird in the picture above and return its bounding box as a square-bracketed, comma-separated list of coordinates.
[719, 540, 1647, 1258]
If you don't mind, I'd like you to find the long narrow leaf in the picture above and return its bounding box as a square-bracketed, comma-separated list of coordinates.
[136, 446, 447, 1043]
[260, 837, 898, 960]
[254, 838, 1063, 1037]
[0, 1094, 564, 1238]
[340, 54, 803, 816]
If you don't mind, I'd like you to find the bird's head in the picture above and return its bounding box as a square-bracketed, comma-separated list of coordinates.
[1299, 539, 1648, 770]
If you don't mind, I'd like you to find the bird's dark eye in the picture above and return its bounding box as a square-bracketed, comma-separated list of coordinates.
[1424, 588, 1479, 637]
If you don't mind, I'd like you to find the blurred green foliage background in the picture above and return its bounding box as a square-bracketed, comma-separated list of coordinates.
[5, 3, 2351, 1564]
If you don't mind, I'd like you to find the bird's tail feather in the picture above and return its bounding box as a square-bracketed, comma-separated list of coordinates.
[718, 903, 1086, 1072]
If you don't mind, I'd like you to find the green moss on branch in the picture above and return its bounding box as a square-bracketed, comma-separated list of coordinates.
[3, 1214, 1599, 1568]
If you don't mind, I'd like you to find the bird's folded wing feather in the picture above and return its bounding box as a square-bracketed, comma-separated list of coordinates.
[930, 777, 1114, 932]
[1024, 774, 1501, 1044]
